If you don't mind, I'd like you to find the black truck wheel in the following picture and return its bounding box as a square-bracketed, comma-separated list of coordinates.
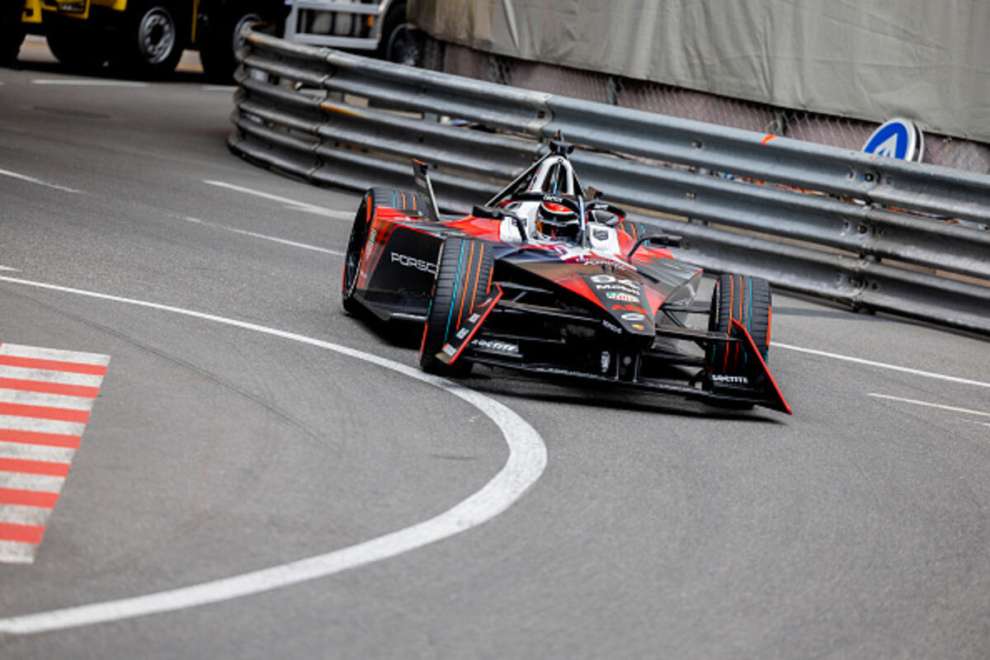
[46, 17, 111, 71]
[419, 237, 494, 376]
[377, 1, 421, 66]
[707, 272, 772, 372]
[112, 1, 183, 78]
[0, 2, 25, 66]
[199, 3, 260, 83]
[342, 187, 428, 315]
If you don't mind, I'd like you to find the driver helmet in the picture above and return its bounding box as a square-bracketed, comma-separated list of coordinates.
[535, 196, 580, 241]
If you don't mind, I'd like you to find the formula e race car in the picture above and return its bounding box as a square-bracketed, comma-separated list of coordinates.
[341, 140, 791, 414]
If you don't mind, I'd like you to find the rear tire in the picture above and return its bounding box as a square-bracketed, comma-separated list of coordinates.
[377, 1, 421, 66]
[341, 187, 429, 315]
[707, 272, 772, 371]
[419, 237, 494, 376]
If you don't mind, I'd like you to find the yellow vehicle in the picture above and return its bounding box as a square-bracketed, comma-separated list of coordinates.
[2, 0, 285, 80]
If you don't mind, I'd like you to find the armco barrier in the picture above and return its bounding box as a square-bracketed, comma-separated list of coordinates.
[229, 27, 990, 335]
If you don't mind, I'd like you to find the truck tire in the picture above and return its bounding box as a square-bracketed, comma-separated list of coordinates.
[377, 1, 421, 66]
[199, 3, 260, 83]
[46, 17, 111, 72]
[0, 2, 25, 66]
[419, 237, 494, 376]
[112, 1, 183, 78]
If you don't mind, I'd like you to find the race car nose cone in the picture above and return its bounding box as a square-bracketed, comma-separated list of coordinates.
[585, 273, 656, 336]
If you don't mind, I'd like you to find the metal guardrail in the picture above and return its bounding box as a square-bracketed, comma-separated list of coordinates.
[229, 27, 990, 335]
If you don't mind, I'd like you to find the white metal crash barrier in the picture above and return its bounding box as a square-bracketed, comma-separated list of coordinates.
[229, 27, 990, 335]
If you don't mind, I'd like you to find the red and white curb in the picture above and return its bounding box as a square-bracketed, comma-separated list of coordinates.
[0, 342, 109, 564]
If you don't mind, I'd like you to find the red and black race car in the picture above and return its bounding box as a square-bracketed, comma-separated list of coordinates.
[341, 140, 791, 414]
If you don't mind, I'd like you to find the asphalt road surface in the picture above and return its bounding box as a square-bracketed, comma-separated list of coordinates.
[2, 47, 990, 660]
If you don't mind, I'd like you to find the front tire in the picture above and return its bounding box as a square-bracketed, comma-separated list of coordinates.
[707, 272, 772, 371]
[377, 1, 422, 66]
[419, 237, 494, 376]
[0, 2, 25, 66]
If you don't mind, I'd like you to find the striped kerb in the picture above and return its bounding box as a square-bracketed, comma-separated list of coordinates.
[0, 342, 109, 564]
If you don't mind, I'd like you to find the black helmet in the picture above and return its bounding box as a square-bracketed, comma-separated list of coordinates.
[535, 196, 580, 241]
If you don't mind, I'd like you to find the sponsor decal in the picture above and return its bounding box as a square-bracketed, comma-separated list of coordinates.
[596, 282, 640, 293]
[442, 344, 457, 356]
[456, 327, 469, 340]
[711, 374, 749, 385]
[621, 312, 646, 322]
[471, 338, 520, 355]
[367, 228, 378, 245]
[590, 274, 615, 284]
[600, 350, 611, 373]
[468, 313, 481, 324]
[605, 292, 638, 303]
[601, 319, 622, 334]
[611, 303, 645, 313]
[631, 323, 646, 332]
[390, 251, 438, 275]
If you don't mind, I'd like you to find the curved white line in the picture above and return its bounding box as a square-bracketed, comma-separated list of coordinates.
[0, 275, 547, 635]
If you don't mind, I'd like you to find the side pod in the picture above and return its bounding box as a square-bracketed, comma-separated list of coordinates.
[729, 319, 793, 415]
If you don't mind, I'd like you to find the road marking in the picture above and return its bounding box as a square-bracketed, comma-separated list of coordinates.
[0, 416, 87, 436]
[31, 78, 147, 88]
[0, 274, 547, 635]
[0, 266, 18, 272]
[1, 342, 110, 366]
[0, 366, 104, 388]
[202, 179, 352, 220]
[0, 473, 64, 493]
[182, 216, 343, 256]
[0, 441, 75, 464]
[202, 85, 236, 92]
[773, 342, 990, 390]
[867, 393, 990, 418]
[0, 341, 109, 564]
[0, 390, 95, 411]
[0, 168, 80, 194]
[0, 504, 52, 527]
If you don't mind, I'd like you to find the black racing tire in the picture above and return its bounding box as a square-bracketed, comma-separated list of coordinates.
[341, 187, 429, 315]
[199, 4, 261, 83]
[0, 3, 25, 66]
[419, 237, 495, 376]
[707, 272, 772, 372]
[111, 1, 184, 78]
[46, 17, 111, 72]
[376, 1, 422, 66]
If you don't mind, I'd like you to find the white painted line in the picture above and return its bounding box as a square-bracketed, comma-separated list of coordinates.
[0, 473, 64, 493]
[202, 179, 352, 220]
[0, 415, 86, 437]
[773, 342, 990, 390]
[0, 541, 36, 564]
[0, 168, 80, 194]
[31, 78, 147, 88]
[867, 393, 990, 418]
[0, 274, 547, 635]
[0, 266, 19, 272]
[0, 389, 94, 411]
[0, 342, 110, 366]
[0, 441, 75, 464]
[182, 217, 343, 256]
[0, 366, 104, 388]
[0, 505, 52, 527]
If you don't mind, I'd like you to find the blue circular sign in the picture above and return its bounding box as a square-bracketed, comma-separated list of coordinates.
[863, 118, 923, 162]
